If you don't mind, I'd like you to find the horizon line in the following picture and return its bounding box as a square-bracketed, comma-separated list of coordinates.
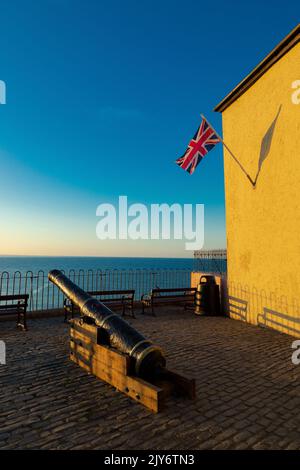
[0, 251, 224, 259]
[0, 254, 195, 259]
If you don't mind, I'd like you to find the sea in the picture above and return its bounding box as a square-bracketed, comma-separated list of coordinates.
[0, 256, 194, 275]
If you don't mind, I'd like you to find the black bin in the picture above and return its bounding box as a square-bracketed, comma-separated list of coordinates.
[195, 275, 221, 316]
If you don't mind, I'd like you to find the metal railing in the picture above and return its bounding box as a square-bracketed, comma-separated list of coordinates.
[0, 269, 192, 312]
[193, 249, 227, 274]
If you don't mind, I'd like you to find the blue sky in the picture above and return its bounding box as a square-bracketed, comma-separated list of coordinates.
[0, 0, 298, 256]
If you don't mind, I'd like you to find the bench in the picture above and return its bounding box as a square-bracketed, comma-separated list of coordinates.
[141, 287, 197, 316]
[0, 294, 29, 330]
[64, 289, 135, 321]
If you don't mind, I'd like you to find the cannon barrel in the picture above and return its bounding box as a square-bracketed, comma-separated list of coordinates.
[48, 270, 166, 378]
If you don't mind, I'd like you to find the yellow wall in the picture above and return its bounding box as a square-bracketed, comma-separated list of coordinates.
[222, 43, 300, 336]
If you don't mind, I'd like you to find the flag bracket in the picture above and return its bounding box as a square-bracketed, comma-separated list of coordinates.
[200, 114, 256, 188]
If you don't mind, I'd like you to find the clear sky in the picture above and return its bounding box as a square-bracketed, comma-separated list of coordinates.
[0, 0, 298, 257]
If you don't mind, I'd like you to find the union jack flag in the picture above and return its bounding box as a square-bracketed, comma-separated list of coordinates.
[176, 117, 221, 175]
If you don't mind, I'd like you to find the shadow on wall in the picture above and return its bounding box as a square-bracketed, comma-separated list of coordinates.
[226, 279, 300, 337]
[191, 272, 300, 337]
[254, 104, 282, 186]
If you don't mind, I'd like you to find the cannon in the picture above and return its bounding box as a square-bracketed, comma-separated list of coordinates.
[48, 269, 166, 379]
[48, 269, 195, 412]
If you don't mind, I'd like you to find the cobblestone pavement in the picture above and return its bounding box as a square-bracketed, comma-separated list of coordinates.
[0, 308, 300, 450]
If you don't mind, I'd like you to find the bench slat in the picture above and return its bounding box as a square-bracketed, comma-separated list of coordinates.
[88, 290, 134, 296]
[152, 288, 196, 294]
[152, 294, 195, 299]
[0, 304, 26, 309]
[0, 294, 29, 301]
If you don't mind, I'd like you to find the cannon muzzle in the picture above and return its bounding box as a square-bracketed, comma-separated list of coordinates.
[48, 270, 166, 379]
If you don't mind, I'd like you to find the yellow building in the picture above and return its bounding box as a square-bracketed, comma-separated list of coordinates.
[214, 24, 300, 336]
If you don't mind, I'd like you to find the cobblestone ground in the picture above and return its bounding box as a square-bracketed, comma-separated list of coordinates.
[1, 308, 300, 450]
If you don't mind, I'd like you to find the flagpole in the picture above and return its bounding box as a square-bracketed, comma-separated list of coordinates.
[201, 114, 255, 187]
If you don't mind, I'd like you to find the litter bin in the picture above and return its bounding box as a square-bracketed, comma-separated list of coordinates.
[194, 275, 221, 316]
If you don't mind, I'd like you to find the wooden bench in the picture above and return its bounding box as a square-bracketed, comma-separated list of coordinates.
[141, 287, 197, 316]
[64, 289, 135, 321]
[0, 294, 29, 330]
